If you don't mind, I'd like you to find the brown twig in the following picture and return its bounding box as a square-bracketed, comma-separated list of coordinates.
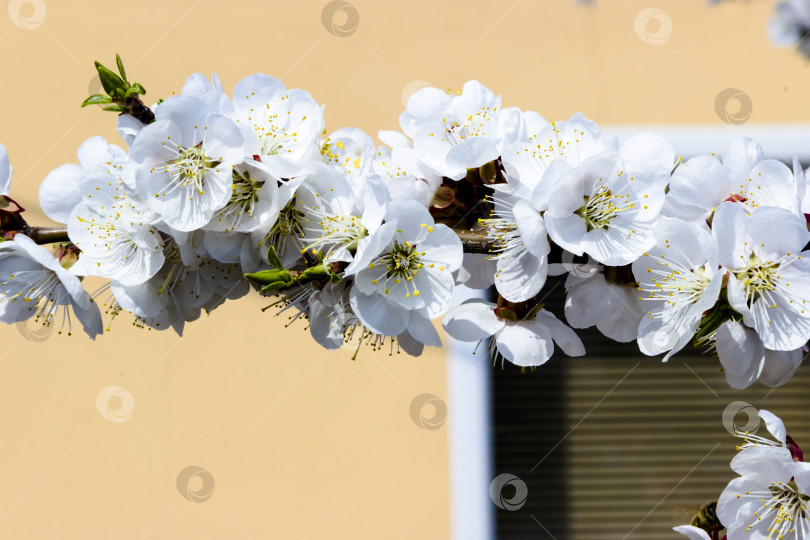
[21, 226, 70, 245]
[15, 225, 497, 254]
[454, 228, 493, 254]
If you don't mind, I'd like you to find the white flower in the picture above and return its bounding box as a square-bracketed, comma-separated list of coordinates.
[633, 217, 724, 360]
[713, 202, 810, 351]
[39, 136, 130, 223]
[564, 268, 644, 343]
[67, 174, 164, 286]
[454, 252, 497, 290]
[501, 112, 616, 207]
[717, 446, 810, 539]
[181, 73, 233, 115]
[321, 127, 376, 182]
[306, 279, 422, 356]
[320, 127, 389, 230]
[348, 289, 443, 351]
[308, 280, 360, 350]
[110, 236, 245, 335]
[544, 133, 673, 266]
[479, 183, 550, 302]
[716, 321, 804, 389]
[372, 141, 441, 207]
[400, 80, 524, 180]
[230, 74, 324, 178]
[442, 298, 585, 367]
[342, 201, 461, 344]
[203, 161, 281, 233]
[297, 163, 377, 265]
[251, 176, 307, 268]
[0, 235, 102, 338]
[176, 231, 249, 299]
[345, 199, 462, 321]
[665, 138, 804, 222]
[131, 95, 245, 232]
[0, 143, 11, 196]
[117, 115, 147, 147]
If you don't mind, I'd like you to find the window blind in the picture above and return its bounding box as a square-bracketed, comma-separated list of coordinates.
[491, 282, 810, 539]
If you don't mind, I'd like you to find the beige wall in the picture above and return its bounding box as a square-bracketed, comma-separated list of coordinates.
[0, 0, 805, 538]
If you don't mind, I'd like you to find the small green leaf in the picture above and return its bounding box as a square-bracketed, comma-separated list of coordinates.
[261, 280, 294, 292]
[102, 105, 124, 113]
[115, 53, 127, 83]
[299, 265, 329, 282]
[246, 269, 293, 285]
[129, 82, 145, 95]
[95, 61, 126, 97]
[266, 246, 284, 269]
[81, 94, 113, 107]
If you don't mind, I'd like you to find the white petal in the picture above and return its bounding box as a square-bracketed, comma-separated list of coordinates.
[722, 137, 763, 182]
[672, 525, 711, 540]
[513, 199, 549, 258]
[760, 347, 803, 387]
[619, 132, 674, 180]
[716, 321, 764, 389]
[729, 446, 792, 482]
[593, 283, 644, 343]
[406, 310, 442, 347]
[664, 156, 731, 221]
[396, 329, 425, 357]
[110, 279, 165, 319]
[494, 249, 547, 302]
[564, 273, 613, 330]
[39, 164, 84, 223]
[445, 137, 500, 170]
[759, 409, 787, 445]
[495, 320, 554, 367]
[442, 299, 503, 342]
[349, 289, 408, 336]
[72, 298, 103, 340]
[344, 221, 397, 276]
[536, 310, 585, 356]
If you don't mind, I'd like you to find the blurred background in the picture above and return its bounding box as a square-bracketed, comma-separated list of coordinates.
[0, 0, 809, 538]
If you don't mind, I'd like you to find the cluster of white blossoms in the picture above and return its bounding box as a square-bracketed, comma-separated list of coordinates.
[675, 409, 810, 540]
[0, 73, 808, 380]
